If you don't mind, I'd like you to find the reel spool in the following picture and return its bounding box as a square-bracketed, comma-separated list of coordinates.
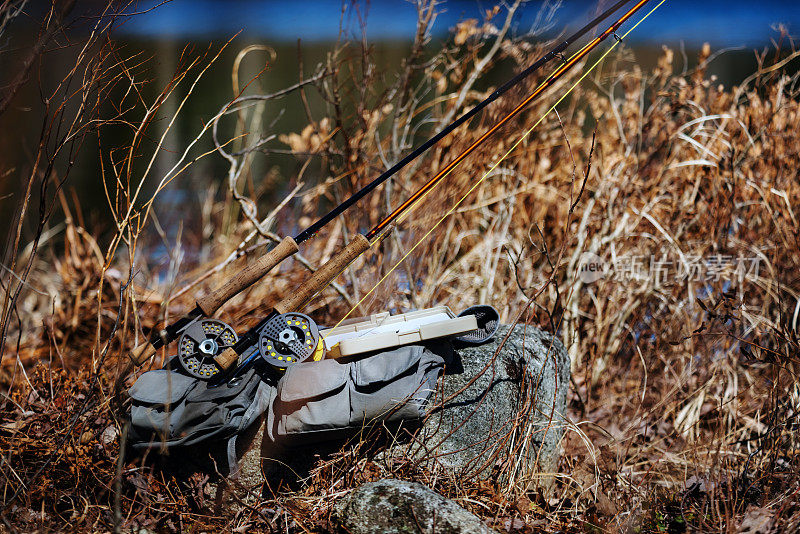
[257, 312, 321, 368]
[177, 319, 238, 379]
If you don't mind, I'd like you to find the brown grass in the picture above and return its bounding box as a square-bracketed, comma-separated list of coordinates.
[1, 1, 799, 531]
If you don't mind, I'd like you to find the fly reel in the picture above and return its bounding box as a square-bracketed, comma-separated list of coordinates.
[257, 312, 321, 368]
[177, 319, 238, 379]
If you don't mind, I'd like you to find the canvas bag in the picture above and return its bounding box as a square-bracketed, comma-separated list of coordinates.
[264, 341, 451, 445]
[263, 304, 499, 445]
[127, 366, 274, 473]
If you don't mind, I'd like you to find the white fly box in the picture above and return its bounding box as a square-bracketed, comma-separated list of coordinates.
[321, 306, 477, 358]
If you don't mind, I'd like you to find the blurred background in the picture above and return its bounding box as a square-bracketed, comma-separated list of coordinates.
[118, 0, 800, 47]
[2, 0, 799, 260]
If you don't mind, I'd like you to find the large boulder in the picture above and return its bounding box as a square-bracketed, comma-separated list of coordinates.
[415, 323, 570, 486]
[333, 478, 498, 534]
[230, 323, 569, 497]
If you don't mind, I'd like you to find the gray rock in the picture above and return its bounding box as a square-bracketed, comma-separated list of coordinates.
[411, 323, 570, 487]
[333, 478, 497, 534]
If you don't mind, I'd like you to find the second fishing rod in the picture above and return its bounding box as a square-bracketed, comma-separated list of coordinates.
[127, 0, 636, 367]
[208, 0, 654, 377]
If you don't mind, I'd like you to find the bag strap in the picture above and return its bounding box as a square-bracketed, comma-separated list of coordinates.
[227, 380, 275, 478]
[454, 305, 499, 346]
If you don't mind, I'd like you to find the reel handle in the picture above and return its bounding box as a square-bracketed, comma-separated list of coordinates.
[275, 234, 370, 314]
[129, 341, 157, 365]
[196, 236, 299, 315]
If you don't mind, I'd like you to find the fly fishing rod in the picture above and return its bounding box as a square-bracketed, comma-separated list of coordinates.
[205, 0, 654, 378]
[128, 0, 636, 367]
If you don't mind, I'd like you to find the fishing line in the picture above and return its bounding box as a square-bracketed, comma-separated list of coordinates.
[127, 0, 642, 366]
[326, 0, 667, 333]
[318, 43, 595, 341]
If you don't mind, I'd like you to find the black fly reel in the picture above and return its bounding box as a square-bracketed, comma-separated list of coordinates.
[177, 319, 238, 379]
[257, 312, 321, 368]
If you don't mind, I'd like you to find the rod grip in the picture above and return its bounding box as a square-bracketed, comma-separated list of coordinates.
[214, 347, 239, 370]
[196, 236, 299, 315]
[129, 341, 157, 366]
[275, 234, 370, 314]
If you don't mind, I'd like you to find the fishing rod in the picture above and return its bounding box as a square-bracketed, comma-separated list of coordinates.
[206, 0, 654, 377]
[127, 0, 636, 367]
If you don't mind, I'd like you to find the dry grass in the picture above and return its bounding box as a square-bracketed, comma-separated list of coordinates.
[1, 0, 800, 531]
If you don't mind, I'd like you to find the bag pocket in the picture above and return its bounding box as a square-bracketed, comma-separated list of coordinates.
[129, 370, 196, 441]
[349, 345, 436, 425]
[174, 369, 263, 444]
[129, 370, 196, 405]
[274, 359, 351, 436]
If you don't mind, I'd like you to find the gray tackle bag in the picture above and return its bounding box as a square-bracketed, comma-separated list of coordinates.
[127, 366, 274, 473]
[127, 306, 499, 473]
[264, 341, 448, 446]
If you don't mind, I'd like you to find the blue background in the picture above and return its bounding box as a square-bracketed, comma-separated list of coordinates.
[120, 0, 800, 47]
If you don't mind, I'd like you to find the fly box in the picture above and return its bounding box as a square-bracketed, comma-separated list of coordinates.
[321, 306, 477, 359]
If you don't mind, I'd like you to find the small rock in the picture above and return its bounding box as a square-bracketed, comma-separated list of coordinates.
[101, 425, 118, 445]
[333, 479, 497, 534]
[737, 507, 776, 534]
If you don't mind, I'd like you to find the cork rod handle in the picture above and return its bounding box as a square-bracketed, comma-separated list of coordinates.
[275, 234, 370, 314]
[128, 341, 157, 365]
[215, 234, 370, 372]
[214, 347, 239, 370]
[196, 236, 299, 315]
